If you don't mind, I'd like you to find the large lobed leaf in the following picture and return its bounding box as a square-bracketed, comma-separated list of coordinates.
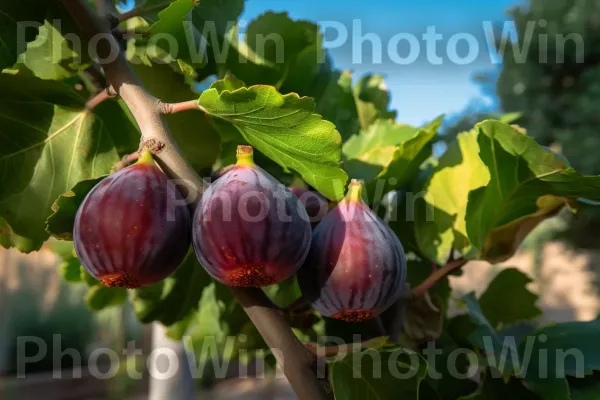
[0, 0, 45, 70]
[15, 20, 86, 80]
[46, 176, 106, 240]
[199, 84, 347, 200]
[478, 268, 541, 330]
[343, 116, 443, 202]
[225, 12, 323, 91]
[0, 73, 137, 252]
[147, 0, 204, 71]
[132, 250, 210, 330]
[315, 70, 360, 141]
[132, 249, 254, 343]
[353, 74, 397, 130]
[458, 369, 538, 400]
[519, 320, 600, 399]
[329, 345, 429, 400]
[466, 120, 600, 262]
[415, 130, 490, 264]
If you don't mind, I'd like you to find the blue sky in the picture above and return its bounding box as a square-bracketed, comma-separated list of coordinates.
[241, 0, 524, 126]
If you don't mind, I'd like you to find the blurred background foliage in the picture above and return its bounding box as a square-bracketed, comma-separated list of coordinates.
[443, 0, 600, 249]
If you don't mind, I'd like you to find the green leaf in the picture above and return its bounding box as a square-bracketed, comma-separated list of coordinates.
[403, 292, 444, 343]
[499, 112, 523, 124]
[329, 347, 428, 400]
[520, 320, 600, 379]
[415, 130, 490, 264]
[263, 276, 302, 308]
[59, 259, 82, 282]
[46, 176, 106, 240]
[458, 369, 537, 399]
[466, 120, 600, 262]
[131, 250, 209, 330]
[147, 0, 205, 69]
[0, 73, 122, 252]
[524, 378, 570, 400]
[225, 12, 322, 90]
[16, 21, 86, 80]
[343, 121, 418, 157]
[93, 99, 141, 156]
[478, 268, 541, 329]
[380, 190, 453, 311]
[518, 320, 600, 400]
[181, 282, 258, 355]
[82, 267, 99, 286]
[0, 216, 36, 251]
[462, 293, 500, 347]
[210, 74, 245, 94]
[191, 0, 244, 39]
[0, 1, 45, 70]
[461, 293, 509, 374]
[85, 285, 128, 311]
[316, 70, 360, 141]
[50, 240, 82, 282]
[569, 374, 600, 400]
[343, 117, 443, 201]
[353, 74, 397, 130]
[199, 85, 347, 200]
[132, 61, 221, 174]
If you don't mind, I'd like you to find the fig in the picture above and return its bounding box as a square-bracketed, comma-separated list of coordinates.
[298, 179, 406, 322]
[192, 145, 312, 287]
[73, 151, 191, 288]
[288, 183, 329, 227]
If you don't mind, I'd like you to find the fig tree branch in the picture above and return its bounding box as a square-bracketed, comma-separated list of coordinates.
[61, 2, 329, 399]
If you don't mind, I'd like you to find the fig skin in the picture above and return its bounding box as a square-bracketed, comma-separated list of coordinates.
[192, 145, 312, 287]
[288, 185, 329, 228]
[298, 179, 406, 322]
[73, 151, 191, 289]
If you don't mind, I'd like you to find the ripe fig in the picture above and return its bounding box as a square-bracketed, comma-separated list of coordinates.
[289, 182, 329, 227]
[298, 179, 406, 322]
[74, 151, 191, 288]
[192, 145, 312, 287]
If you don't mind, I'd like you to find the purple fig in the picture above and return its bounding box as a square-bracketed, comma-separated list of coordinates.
[298, 179, 406, 322]
[288, 183, 329, 227]
[192, 146, 312, 287]
[73, 151, 191, 288]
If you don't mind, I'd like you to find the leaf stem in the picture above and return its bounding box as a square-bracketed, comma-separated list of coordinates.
[85, 88, 117, 111]
[61, 2, 329, 399]
[411, 258, 468, 298]
[159, 100, 205, 115]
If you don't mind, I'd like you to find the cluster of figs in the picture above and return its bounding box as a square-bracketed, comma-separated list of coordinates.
[74, 145, 407, 322]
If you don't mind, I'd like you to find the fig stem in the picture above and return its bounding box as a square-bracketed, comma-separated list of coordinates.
[61, 2, 329, 399]
[236, 145, 255, 167]
[346, 179, 364, 203]
[136, 149, 154, 165]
